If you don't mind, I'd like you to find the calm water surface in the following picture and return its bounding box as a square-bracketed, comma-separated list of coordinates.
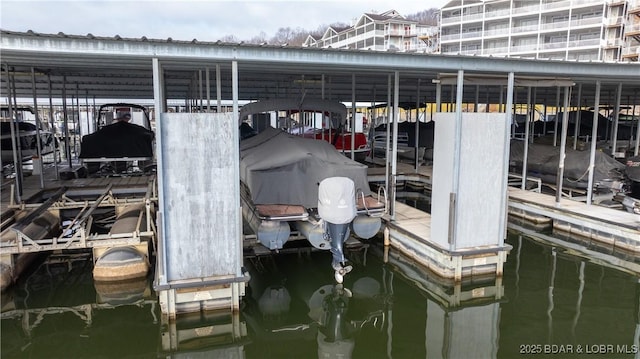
[1, 228, 638, 358]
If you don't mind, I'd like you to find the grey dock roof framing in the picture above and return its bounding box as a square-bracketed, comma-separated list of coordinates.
[1, 30, 639, 106]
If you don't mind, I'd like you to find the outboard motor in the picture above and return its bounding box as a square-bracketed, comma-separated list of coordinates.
[317, 284, 355, 358]
[318, 177, 357, 283]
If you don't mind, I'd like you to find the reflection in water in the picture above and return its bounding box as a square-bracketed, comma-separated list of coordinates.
[0, 257, 159, 358]
[242, 248, 388, 359]
[1, 232, 639, 358]
[241, 243, 505, 358]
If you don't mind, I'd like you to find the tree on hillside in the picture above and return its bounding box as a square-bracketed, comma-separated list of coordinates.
[270, 27, 308, 46]
[219, 34, 239, 43]
[249, 31, 268, 44]
[406, 9, 439, 26]
[224, 8, 439, 44]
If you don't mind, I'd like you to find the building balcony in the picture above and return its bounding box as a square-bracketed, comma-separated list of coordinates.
[483, 28, 510, 38]
[540, 0, 572, 12]
[484, 8, 511, 20]
[440, 33, 461, 42]
[604, 38, 624, 47]
[512, 24, 540, 34]
[511, 4, 541, 16]
[621, 45, 639, 61]
[385, 30, 416, 37]
[441, 16, 461, 25]
[606, 0, 627, 7]
[606, 16, 624, 27]
[461, 13, 484, 23]
[626, 24, 640, 35]
[461, 30, 483, 40]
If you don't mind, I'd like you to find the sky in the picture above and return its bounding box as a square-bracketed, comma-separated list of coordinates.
[1, 0, 447, 42]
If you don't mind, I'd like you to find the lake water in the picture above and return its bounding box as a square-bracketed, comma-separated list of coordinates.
[1, 223, 639, 358]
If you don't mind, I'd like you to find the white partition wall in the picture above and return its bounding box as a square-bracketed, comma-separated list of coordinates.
[155, 112, 246, 317]
[430, 112, 507, 250]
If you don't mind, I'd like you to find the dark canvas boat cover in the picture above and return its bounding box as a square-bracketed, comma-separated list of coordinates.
[79, 122, 154, 158]
[510, 140, 625, 188]
[374, 121, 435, 148]
[626, 156, 640, 182]
[240, 126, 371, 208]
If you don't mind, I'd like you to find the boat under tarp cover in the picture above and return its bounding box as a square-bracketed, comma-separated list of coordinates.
[79, 122, 154, 159]
[240, 127, 371, 209]
[626, 156, 640, 199]
[509, 140, 625, 188]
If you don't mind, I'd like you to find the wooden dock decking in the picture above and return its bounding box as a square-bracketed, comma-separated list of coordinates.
[508, 187, 640, 252]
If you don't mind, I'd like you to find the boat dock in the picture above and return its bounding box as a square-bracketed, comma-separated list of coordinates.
[3, 155, 638, 292]
[508, 187, 640, 253]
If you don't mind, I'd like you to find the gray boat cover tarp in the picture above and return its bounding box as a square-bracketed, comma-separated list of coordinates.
[240, 127, 371, 208]
[509, 140, 625, 188]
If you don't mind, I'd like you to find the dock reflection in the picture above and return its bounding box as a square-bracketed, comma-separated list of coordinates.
[376, 245, 504, 359]
[3, 234, 639, 358]
[240, 242, 505, 358]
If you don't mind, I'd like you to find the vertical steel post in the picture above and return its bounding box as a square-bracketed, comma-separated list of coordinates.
[586, 80, 601, 205]
[385, 74, 391, 215]
[499, 72, 515, 246]
[47, 74, 59, 179]
[152, 57, 167, 286]
[31, 67, 44, 188]
[206, 67, 211, 112]
[390, 72, 400, 221]
[5, 65, 23, 201]
[415, 79, 421, 171]
[232, 60, 242, 277]
[521, 87, 532, 190]
[611, 83, 623, 157]
[351, 74, 356, 161]
[556, 86, 572, 204]
[216, 64, 222, 113]
[553, 87, 561, 147]
[62, 75, 72, 167]
[449, 70, 464, 250]
[573, 83, 582, 150]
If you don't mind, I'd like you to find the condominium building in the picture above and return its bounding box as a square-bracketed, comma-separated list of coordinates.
[303, 10, 438, 53]
[439, 0, 640, 62]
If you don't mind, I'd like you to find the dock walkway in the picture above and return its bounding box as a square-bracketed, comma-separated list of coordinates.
[508, 187, 640, 252]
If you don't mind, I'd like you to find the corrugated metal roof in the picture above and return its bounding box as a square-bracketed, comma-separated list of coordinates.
[1, 30, 639, 107]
